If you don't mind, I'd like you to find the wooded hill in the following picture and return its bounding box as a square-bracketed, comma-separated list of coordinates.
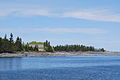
[0, 33, 105, 53]
[53, 45, 105, 52]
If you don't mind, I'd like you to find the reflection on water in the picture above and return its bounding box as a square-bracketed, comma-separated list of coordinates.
[0, 56, 120, 80]
[0, 56, 120, 70]
[0, 58, 22, 70]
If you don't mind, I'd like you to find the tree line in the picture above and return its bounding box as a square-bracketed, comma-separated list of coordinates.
[0, 33, 23, 53]
[44, 40, 54, 52]
[53, 45, 105, 52]
[0, 33, 40, 53]
[0, 33, 105, 53]
[0, 33, 54, 53]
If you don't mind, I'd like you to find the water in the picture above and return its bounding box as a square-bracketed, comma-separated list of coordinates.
[90, 53, 120, 56]
[0, 56, 120, 80]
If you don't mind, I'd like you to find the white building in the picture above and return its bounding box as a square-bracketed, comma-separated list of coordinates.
[29, 41, 45, 51]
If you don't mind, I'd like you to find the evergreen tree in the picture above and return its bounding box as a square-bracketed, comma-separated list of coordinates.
[1, 38, 13, 53]
[0, 38, 2, 53]
[44, 40, 54, 52]
[24, 44, 29, 51]
[0, 33, 106, 53]
[34, 46, 39, 52]
[54, 44, 105, 52]
[100, 48, 105, 52]
[15, 37, 23, 51]
[4, 34, 7, 40]
[9, 33, 14, 43]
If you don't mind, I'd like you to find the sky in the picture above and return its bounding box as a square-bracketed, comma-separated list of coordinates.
[0, 0, 120, 51]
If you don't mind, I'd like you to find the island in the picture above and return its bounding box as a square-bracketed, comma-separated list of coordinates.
[0, 33, 117, 57]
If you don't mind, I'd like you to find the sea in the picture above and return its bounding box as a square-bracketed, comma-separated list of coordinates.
[0, 54, 120, 80]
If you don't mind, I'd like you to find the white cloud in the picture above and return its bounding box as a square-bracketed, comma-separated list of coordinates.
[62, 9, 120, 22]
[0, 9, 14, 16]
[16, 9, 49, 16]
[35, 28, 107, 34]
[0, 6, 120, 22]
[0, 8, 49, 16]
[0, 28, 107, 34]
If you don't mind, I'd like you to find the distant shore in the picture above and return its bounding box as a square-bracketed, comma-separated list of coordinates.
[0, 51, 120, 58]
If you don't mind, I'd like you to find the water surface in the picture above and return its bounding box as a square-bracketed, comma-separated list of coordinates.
[0, 56, 120, 80]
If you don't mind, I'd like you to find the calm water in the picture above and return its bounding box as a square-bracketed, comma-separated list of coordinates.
[0, 56, 120, 80]
[90, 53, 120, 56]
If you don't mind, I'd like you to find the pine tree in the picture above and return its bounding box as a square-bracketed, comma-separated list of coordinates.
[15, 37, 23, 51]
[0, 38, 2, 53]
[9, 33, 14, 43]
[44, 40, 54, 52]
[4, 34, 7, 40]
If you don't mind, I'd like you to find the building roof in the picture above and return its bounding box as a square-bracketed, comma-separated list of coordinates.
[29, 41, 44, 45]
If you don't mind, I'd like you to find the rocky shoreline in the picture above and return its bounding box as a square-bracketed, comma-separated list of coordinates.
[0, 52, 79, 57]
[0, 51, 119, 58]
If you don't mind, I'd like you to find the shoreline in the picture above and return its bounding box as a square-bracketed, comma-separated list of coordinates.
[0, 51, 120, 58]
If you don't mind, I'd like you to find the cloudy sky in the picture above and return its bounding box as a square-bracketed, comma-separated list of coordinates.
[0, 0, 120, 51]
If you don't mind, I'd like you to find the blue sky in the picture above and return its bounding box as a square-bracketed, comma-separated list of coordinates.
[0, 0, 120, 51]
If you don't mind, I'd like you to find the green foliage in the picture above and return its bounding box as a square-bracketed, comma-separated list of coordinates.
[98, 48, 105, 52]
[29, 41, 44, 45]
[23, 43, 38, 52]
[23, 43, 30, 51]
[53, 45, 105, 52]
[34, 46, 39, 52]
[9, 33, 14, 43]
[0, 33, 105, 53]
[15, 37, 23, 51]
[44, 40, 54, 52]
[0, 34, 40, 53]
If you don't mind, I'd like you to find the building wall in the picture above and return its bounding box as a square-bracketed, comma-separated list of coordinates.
[29, 44, 45, 51]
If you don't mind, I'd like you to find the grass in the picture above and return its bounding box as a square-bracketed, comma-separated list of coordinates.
[29, 41, 44, 45]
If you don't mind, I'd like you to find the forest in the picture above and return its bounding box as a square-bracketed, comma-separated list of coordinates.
[0, 33, 53, 53]
[0, 33, 105, 53]
[53, 45, 105, 52]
